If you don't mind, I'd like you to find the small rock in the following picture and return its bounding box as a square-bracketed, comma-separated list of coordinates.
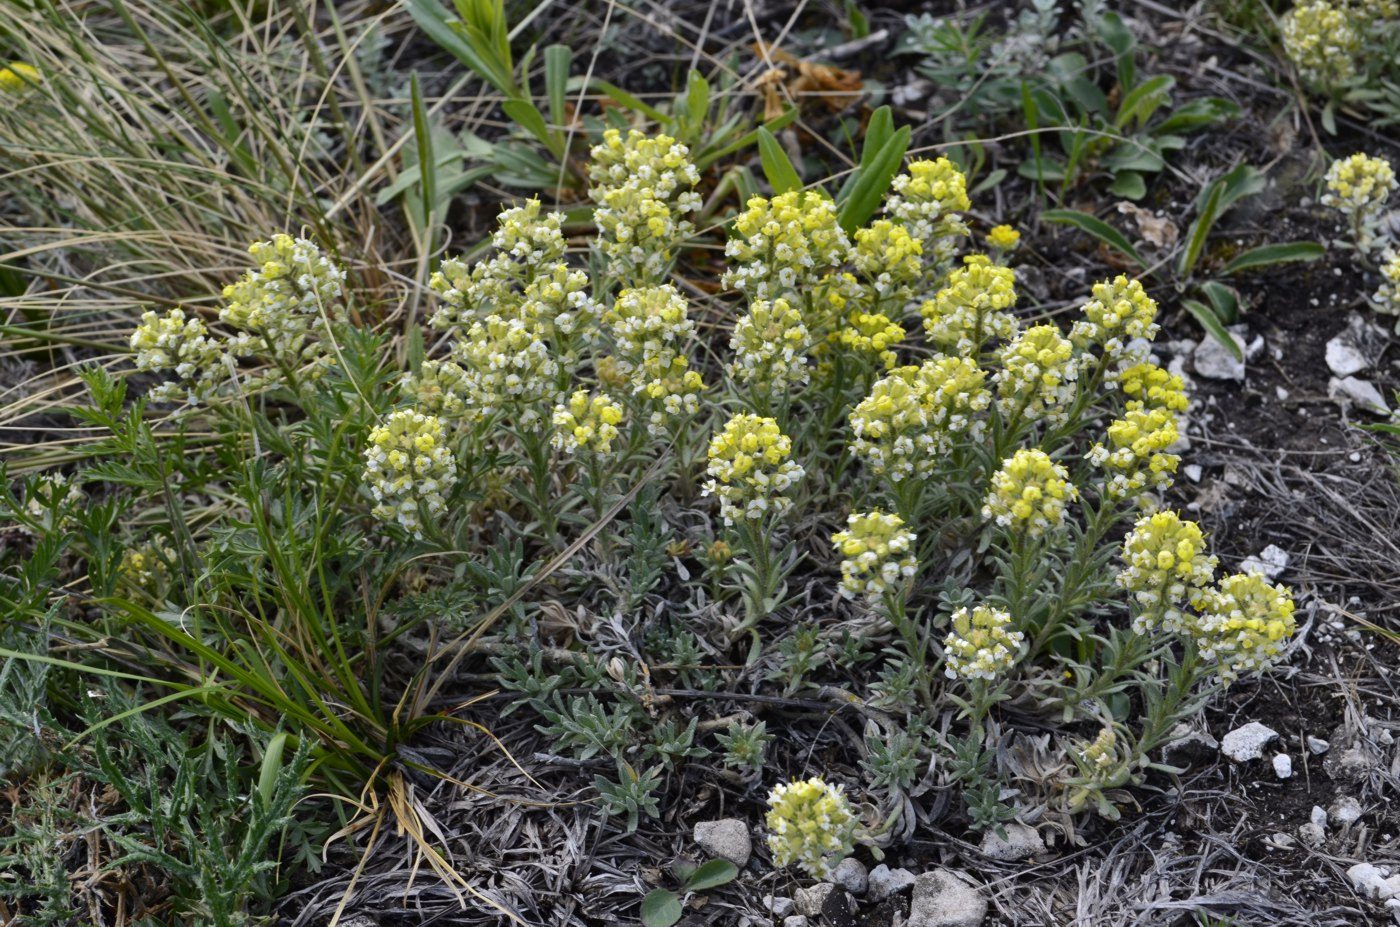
[1221, 722, 1279, 762]
[1298, 822, 1326, 846]
[794, 884, 835, 918]
[1307, 736, 1331, 755]
[1240, 544, 1289, 580]
[1331, 796, 1363, 825]
[832, 857, 868, 894]
[1311, 806, 1328, 829]
[1327, 744, 1380, 782]
[908, 869, 987, 927]
[1274, 754, 1293, 778]
[764, 895, 796, 917]
[1329, 376, 1391, 415]
[892, 79, 935, 108]
[1193, 333, 1248, 381]
[867, 864, 916, 901]
[783, 918, 810, 927]
[1326, 336, 1371, 377]
[1184, 464, 1203, 483]
[1349, 863, 1400, 900]
[1267, 831, 1296, 849]
[693, 818, 751, 867]
[979, 822, 1045, 861]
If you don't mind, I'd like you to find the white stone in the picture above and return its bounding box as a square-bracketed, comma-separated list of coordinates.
[783, 917, 809, 927]
[1193, 333, 1247, 381]
[764, 895, 795, 917]
[1298, 822, 1326, 846]
[832, 857, 868, 894]
[1349, 863, 1400, 900]
[1273, 753, 1293, 778]
[1307, 736, 1331, 754]
[1331, 796, 1363, 825]
[1184, 464, 1203, 482]
[1311, 805, 1328, 828]
[908, 869, 987, 927]
[867, 864, 916, 901]
[693, 818, 751, 867]
[1220, 722, 1279, 761]
[1326, 336, 1371, 376]
[979, 822, 1045, 861]
[1329, 376, 1391, 415]
[1240, 544, 1289, 580]
[794, 883, 835, 918]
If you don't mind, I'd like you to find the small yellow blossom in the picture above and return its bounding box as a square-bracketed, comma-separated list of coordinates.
[703, 413, 805, 525]
[982, 449, 1078, 537]
[995, 324, 1078, 425]
[852, 219, 923, 297]
[1087, 407, 1180, 498]
[832, 309, 905, 370]
[943, 604, 1023, 680]
[119, 540, 176, 588]
[849, 357, 990, 482]
[887, 157, 971, 262]
[1080, 726, 1118, 773]
[724, 190, 851, 300]
[401, 359, 469, 420]
[551, 389, 625, 456]
[987, 224, 1021, 251]
[1069, 275, 1159, 361]
[606, 285, 706, 431]
[363, 409, 457, 538]
[831, 510, 918, 600]
[920, 256, 1019, 354]
[450, 313, 560, 423]
[1190, 573, 1297, 682]
[1117, 362, 1188, 414]
[1116, 511, 1217, 632]
[728, 297, 811, 391]
[0, 61, 41, 94]
[1281, 1, 1360, 87]
[765, 778, 857, 879]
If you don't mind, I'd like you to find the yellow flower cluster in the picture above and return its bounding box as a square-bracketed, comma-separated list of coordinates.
[220, 234, 346, 368]
[130, 307, 225, 404]
[1323, 153, 1397, 252]
[363, 409, 457, 538]
[1373, 250, 1400, 330]
[728, 297, 811, 391]
[1115, 511, 1217, 633]
[1069, 276, 1159, 361]
[995, 324, 1078, 425]
[702, 413, 805, 525]
[119, 540, 175, 588]
[982, 449, 1078, 537]
[550, 389, 625, 456]
[604, 285, 705, 432]
[832, 308, 906, 370]
[831, 510, 918, 600]
[1281, 1, 1360, 87]
[987, 224, 1021, 251]
[0, 61, 40, 94]
[1190, 572, 1297, 682]
[765, 778, 857, 879]
[401, 359, 469, 420]
[1080, 726, 1118, 773]
[920, 256, 1019, 355]
[1117, 362, 1188, 414]
[852, 219, 924, 297]
[848, 357, 990, 481]
[886, 157, 971, 261]
[451, 313, 561, 424]
[723, 191, 850, 300]
[588, 129, 702, 284]
[1087, 407, 1179, 498]
[943, 604, 1023, 681]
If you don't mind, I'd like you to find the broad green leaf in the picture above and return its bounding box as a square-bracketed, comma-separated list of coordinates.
[1043, 209, 1146, 268]
[837, 125, 910, 232]
[679, 69, 710, 141]
[685, 859, 738, 891]
[1102, 145, 1164, 172]
[1183, 298, 1242, 360]
[407, 0, 516, 96]
[1114, 74, 1174, 130]
[1179, 178, 1224, 278]
[838, 104, 894, 202]
[757, 126, 802, 194]
[258, 732, 289, 809]
[544, 45, 572, 129]
[1199, 280, 1239, 324]
[1109, 170, 1146, 199]
[640, 890, 683, 927]
[1155, 97, 1238, 135]
[1220, 241, 1325, 275]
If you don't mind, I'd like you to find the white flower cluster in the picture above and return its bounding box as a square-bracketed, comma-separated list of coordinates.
[831, 510, 918, 600]
[722, 190, 851, 301]
[727, 297, 811, 392]
[765, 778, 857, 880]
[943, 604, 1023, 681]
[362, 409, 457, 538]
[603, 284, 705, 434]
[702, 413, 806, 525]
[1374, 249, 1400, 330]
[885, 156, 971, 264]
[130, 307, 226, 404]
[1115, 511, 1217, 633]
[848, 357, 990, 482]
[995, 324, 1079, 426]
[1069, 275, 1159, 365]
[920, 256, 1019, 355]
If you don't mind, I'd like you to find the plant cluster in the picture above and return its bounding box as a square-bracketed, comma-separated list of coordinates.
[1321, 152, 1400, 330]
[1279, 0, 1400, 130]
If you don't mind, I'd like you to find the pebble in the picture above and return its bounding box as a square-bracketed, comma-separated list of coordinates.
[1273, 753, 1293, 779]
[1184, 464, 1203, 483]
[693, 818, 751, 867]
[1329, 376, 1392, 415]
[765, 895, 796, 917]
[1348, 862, 1400, 900]
[1331, 796, 1363, 825]
[832, 857, 868, 895]
[1326, 336, 1371, 377]
[1307, 736, 1331, 755]
[783, 918, 810, 927]
[1298, 821, 1326, 846]
[794, 884, 835, 918]
[867, 864, 917, 901]
[1220, 722, 1279, 762]
[1327, 744, 1380, 782]
[1240, 544, 1289, 580]
[907, 869, 987, 927]
[1312, 806, 1328, 829]
[978, 822, 1045, 861]
[1193, 333, 1248, 381]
